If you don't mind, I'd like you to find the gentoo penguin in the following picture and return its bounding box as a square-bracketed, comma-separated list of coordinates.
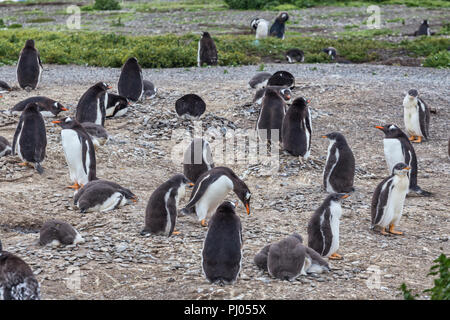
[248, 72, 272, 89]
[141, 174, 191, 237]
[286, 49, 305, 63]
[371, 162, 410, 235]
[181, 166, 251, 227]
[267, 70, 295, 89]
[198, 32, 218, 67]
[118, 57, 144, 102]
[307, 193, 350, 260]
[52, 117, 96, 190]
[12, 103, 47, 174]
[375, 124, 431, 196]
[16, 39, 43, 91]
[251, 18, 270, 39]
[322, 132, 355, 193]
[73, 179, 137, 213]
[175, 94, 206, 119]
[253, 86, 291, 105]
[104, 92, 129, 118]
[403, 89, 430, 143]
[0, 136, 12, 157]
[76, 82, 110, 126]
[256, 87, 286, 142]
[10, 96, 68, 117]
[269, 12, 289, 39]
[39, 219, 84, 246]
[0, 80, 12, 92]
[80, 122, 109, 148]
[281, 97, 312, 159]
[202, 201, 243, 285]
[322, 47, 337, 60]
[183, 138, 215, 184]
[143, 80, 157, 99]
[414, 20, 431, 36]
[0, 240, 41, 300]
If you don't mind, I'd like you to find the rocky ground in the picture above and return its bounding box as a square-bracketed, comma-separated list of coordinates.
[0, 62, 448, 300]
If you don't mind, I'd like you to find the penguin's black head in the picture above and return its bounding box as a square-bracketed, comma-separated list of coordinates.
[290, 233, 303, 243]
[216, 201, 236, 215]
[52, 117, 79, 129]
[322, 47, 337, 59]
[291, 97, 309, 110]
[375, 124, 406, 138]
[328, 193, 350, 203]
[251, 18, 260, 30]
[322, 132, 345, 142]
[94, 82, 112, 91]
[202, 32, 211, 38]
[279, 88, 292, 102]
[236, 187, 251, 215]
[172, 173, 194, 188]
[23, 102, 40, 113]
[423, 20, 428, 25]
[126, 57, 138, 64]
[52, 102, 69, 114]
[392, 162, 410, 175]
[278, 12, 289, 23]
[25, 39, 35, 48]
[407, 89, 418, 97]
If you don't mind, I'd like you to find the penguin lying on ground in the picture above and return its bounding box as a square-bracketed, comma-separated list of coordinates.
[181, 166, 251, 227]
[270, 12, 289, 39]
[403, 89, 430, 143]
[141, 174, 191, 237]
[251, 18, 270, 39]
[322, 132, 355, 193]
[0, 136, 12, 157]
[39, 220, 85, 246]
[282, 97, 312, 159]
[183, 138, 214, 184]
[371, 162, 410, 236]
[74, 179, 137, 213]
[256, 87, 286, 143]
[0, 240, 41, 300]
[322, 47, 337, 60]
[267, 70, 295, 88]
[248, 72, 272, 89]
[104, 93, 129, 118]
[254, 233, 330, 281]
[198, 32, 218, 67]
[12, 103, 47, 174]
[0, 80, 12, 92]
[143, 80, 157, 99]
[286, 49, 304, 63]
[76, 82, 110, 126]
[16, 39, 43, 91]
[375, 124, 431, 196]
[253, 86, 291, 105]
[80, 122, 109, 148]
[202, 201, 243, 285]
[308, 193, 350, 260]
[414, 20, 433, 36]
[175, 94, 206, 119]
[118, 57, 144, 102]
[10, 96, 68, 117]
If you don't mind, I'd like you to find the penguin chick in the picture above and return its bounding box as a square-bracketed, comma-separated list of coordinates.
[143, 80, 157, 99]
[39, 220, 84, 247]
[286, 49, 304, 63]
[10, 96, 68, 117]
[256, 87, 286, 143]
[80, 122, 109, 148]
[403, 89, 430, 143]
[175, 94, 206, 120]
[76, 82, 111, 126]
[0, 136, 12, 157]
[118, 57, 144, 102]
[198, 32, 218, 67]
[16, 39, 43, 91]
[183, 138, 215, 184]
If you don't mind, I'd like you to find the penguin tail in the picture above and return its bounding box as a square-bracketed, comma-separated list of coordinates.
[35, 163, 44, 174]
[410, 186, 432, 197]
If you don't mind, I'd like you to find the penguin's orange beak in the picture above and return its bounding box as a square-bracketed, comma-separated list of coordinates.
[404, 166, 411, 170]
[107, 85, 112, 89]
[307, 99, 311, 103]
[52, 120, 62, 124]
[61, 107, 69, 111]
[341, 194, 350, 199]
[321, 135, 327, 138]
[375, 126, 384, 130]
[245, 203, 250, 215]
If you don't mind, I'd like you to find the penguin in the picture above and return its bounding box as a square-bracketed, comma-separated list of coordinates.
[269, 12, 289, 39]
[322, 132, 355, 193]
[118, 57, 144, 102]
[414, 20, 431, 36]
[52, 117, 96, 190]
[80, 122, 109, 148]
[141, 174, 191, 237]
[448, 137, 450, 160]
[0, 136, 12, 157]
[403, 89, 430, 143]
[16, 39, 43, 91]
[10, 96, 68, 117]
[76, 82, 110, 126]
[307, 193, 350, 260]
[39, 219, 84, 246]
[251, 18, 270, 39]
[281, 97, 312, 159]
[143, 80, 157, 99]
[0, 80, 12, 92]
[253, 86, 291, 105]
[12, 103, 47, 174]
[248, 72, 272, 89]
[104, 92, 129, 118]
[74, 179, 137, 213]
[375, 124, 431, 196]
[183, 138, 215, 184]
[198, 32, 218, 67]
[322, 47, 337, 60]
[175, 94, 206, 119]
[201, 201, 243, 285]
[267, 70, 295, 89]
[286, 49, 305, 63]
[371, 162, 410, 236]
[0, 240, 41, 300]
[256, 87, 286, 143]
[181, 166, 251, 227]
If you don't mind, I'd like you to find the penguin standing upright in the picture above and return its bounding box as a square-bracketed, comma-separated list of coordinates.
[251, 18, 270, 39]
[39, 220, 84, 246]
[76, 82, 110, 126]
[403, 89, 430, 143]
[12, 103, 47, 174]
[286, 49, 304, 63]
[414, 20, 431, 36]
[16, 39, 43, 91]
[104, 93, 129, 118]
[248, 72, 272, 89]
[175, 94, 206, 119]
[267, 70, 295, 89]
[181, 166, 251, 227]
[371, 162, 410, 235]
[10, 96, 68, 117]
[269, 12, 289, 39]
[118, 57, 144, 102]
[256, 87, 286, 142]
[0, 240, 41, 300]
[198, 32, 218, 67]
[307, 193, 350, 260]
[183, 138, 215, 183]
[375, 124, 431, 196]
[202, 201, 243, 285]
[281, 97, 312, 159]
[52, 117, 96, 190]
[141, 174, 191, 237]
[322, 132, 355, 193]
[0, 136, 11, 157]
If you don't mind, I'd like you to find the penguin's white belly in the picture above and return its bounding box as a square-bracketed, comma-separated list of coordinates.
[86, 192, 123, 212]
[61, 129, 88, 185]
[303, 117, 311, 160]
[15, 123, 24, 160]
[114, 107, 128, 118]
[164, 188, 173, 235]
[383, 139, 404, 173]
[105, 106, 115, 117]
[404, 107, 422, 136]
[379, 176, 408, 227]
[195, 175, 233, 221]
[256, 22, 269, 39]
[325, 142, 338, 193]
[326, 201, 341, 257]
[73, 231, 85, 245]
[301, 256, 312, 276]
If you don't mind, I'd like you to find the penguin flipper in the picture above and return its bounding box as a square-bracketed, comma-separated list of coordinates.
[12, 117, 23, 156]
[184, 174, 219, 209]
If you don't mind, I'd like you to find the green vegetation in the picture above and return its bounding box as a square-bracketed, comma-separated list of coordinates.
[122, 0, 226, 13]
[26, 18, 56, 23]
[93, 0, 121, 11]
[0, 29, 448, 68]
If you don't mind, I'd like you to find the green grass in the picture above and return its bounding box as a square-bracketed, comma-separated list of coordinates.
[0, 29, 448, 68]
[123, 0, 227, 13]
[26, 18, 56, 23]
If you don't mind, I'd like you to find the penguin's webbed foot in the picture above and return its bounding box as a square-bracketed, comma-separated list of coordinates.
[329, 253, 342, 260]
[67, 183, 80, 190]
[18, 162, 29, 167]
[389, 224, 403, 235]
[412, 136, 422, 143]
[172, 229, 181, 236]
[379, 228, 389, 236]
[200, 219, 208, 227]
[408, 135, 415, 141]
